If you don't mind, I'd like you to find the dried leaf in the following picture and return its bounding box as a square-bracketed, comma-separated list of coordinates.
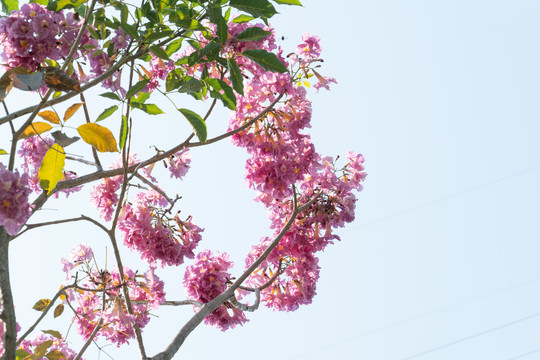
[38, 111, 61, 124]
[51, 131, 79, 147]
[53, 304, 64, 318]
[43, 67, 81, 92]
[63, 103, 84, 122]
[0, 70, 13, 101]
[11, 70, 44, 91]
[33, 299, 51, 311]
[19, 122, 53, 139]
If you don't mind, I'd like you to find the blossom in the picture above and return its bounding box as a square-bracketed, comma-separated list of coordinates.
[167, 148, 191, 179]
[69, 243, 93, 263]
[64, 262, 166, 346]
[296, 32, 322, 59]
[184, 250, 248, 331]
[19, 333, 78, 360]
[0, 163, 32, 236]
[118, 190, 203, 266]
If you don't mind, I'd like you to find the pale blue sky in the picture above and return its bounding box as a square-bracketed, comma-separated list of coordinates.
[4, 1, 540, 359]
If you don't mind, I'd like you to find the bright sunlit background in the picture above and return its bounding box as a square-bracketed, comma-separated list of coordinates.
[4, 1, 540, 359]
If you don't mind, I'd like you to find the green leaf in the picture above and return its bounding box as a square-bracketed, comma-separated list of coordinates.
[41, 330, 62, 339]
[232, 14, 254, 23]
[131, 91, 150, 104]
[120, 22, 139, 40]
[125, 79, 149, 99]
[271, 0, 302, 5]
[188, 41, 221, 66]
[146, 30, 174, 42]
[215, 15, 228, 45]
[237, 27, 272, 42]
[179, 108, 206, 143]
[177, 78, 203, 93]
[230, 0, 277, 18]
[1, 0, 18, 14]
[227, 58, 244, 95]
[119, 115, 128, 150]
[166, 38, 183, 56]
[130, 102, 164, 115]
[47, 0, 85, 11]
[149, 45, 170, 60]
[38, 144, 65, 195]
[0, 149, 7, 155]
[96, 105, 118, 122]
[99, 92, 121, 101]
[242, 49, 288, 73]
[205, 78, 236, 110]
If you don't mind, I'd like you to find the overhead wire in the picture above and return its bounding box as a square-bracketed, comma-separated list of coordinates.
[401, 312, 540, 359]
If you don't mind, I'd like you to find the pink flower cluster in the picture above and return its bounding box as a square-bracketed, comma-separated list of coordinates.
[223, 30, 365, 311]
[183, 250, 247, 331]
[0, 163, 32, 236]
[167, 148, 191, 179]
[90, 154, 155, 222]
[61, 244, 166, 346]
[19, 333, 79, 360]
[175, 22, 365, 316]
[18, 136, 82, 198]
[0, 3, 84, 70]
[118, 190, 203, 267]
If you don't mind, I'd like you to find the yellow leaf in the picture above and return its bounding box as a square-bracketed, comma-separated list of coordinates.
[38, 111, 60, 124]
[77, 123, 119, 152]
[53, 304, 64, 318]
[63, 103, 83, 122]
[29, 340, 53, 360]
[38, 144, 65, 195]
[19, 122, 53, 139]
[45, 350, 65, 360]
[32, 299, 51, 311]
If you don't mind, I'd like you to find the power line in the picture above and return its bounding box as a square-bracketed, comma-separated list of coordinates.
[346, 164, 540, 231]
[286, 275, 540, 360]
[506, 347, 540, 360]
[401, 312, 540, 360]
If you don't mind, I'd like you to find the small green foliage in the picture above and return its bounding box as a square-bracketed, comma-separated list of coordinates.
[242, 49, 288, 73]
[179, 108, 207, 143]
[96, 105, 119, 122]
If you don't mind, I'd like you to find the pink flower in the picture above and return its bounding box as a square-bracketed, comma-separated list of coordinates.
[168, 149, 191, 179]
[69, 243, 93, 263]
[184, 250, 248, 331]
[296, 32, 322, 59]
[19, 333, 78, 360]
[0, 163, 32, 236]
[118, 191, 203, 266]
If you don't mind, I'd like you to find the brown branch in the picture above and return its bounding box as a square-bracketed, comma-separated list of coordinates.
[80, 92, 103, 171]
[13, 215, 108, 240]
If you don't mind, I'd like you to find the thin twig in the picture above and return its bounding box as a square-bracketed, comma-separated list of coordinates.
[80, 92, 103, 171]
[13, 215, 108, 240]
[16, 281, 78, 346]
